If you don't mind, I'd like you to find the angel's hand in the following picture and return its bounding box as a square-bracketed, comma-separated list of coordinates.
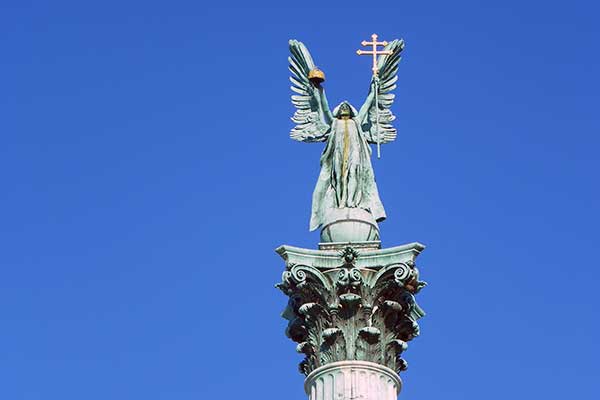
[306, 81, 318, 94]
[369, 78, 377, 93]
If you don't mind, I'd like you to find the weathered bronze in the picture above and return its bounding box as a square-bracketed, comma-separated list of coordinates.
[288, 37, 404, 235]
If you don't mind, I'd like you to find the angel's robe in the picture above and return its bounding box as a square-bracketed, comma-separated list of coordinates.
[310, 115, 386, 232]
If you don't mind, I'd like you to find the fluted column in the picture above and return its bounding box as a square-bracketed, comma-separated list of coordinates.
[305, 361, 401, 400]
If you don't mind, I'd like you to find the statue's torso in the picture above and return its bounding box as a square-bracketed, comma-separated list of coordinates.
[311, 116, 385, 231]
[331, 118, 362, 169]
[328, 118, 368, 208]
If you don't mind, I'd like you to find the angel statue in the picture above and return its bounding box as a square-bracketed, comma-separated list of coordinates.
[288, 38, 404, 243]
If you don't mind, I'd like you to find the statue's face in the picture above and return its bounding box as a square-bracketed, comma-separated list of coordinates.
[339, 103, 351, 117]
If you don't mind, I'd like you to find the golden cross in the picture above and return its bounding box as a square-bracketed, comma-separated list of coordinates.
[356, 33, 392, 76]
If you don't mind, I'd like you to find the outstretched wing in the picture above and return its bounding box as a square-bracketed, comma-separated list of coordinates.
[360, 39, 405, 144]
[289, 40, 333, 142]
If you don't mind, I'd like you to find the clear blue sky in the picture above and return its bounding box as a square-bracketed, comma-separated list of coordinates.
[1, 1, 598, 399]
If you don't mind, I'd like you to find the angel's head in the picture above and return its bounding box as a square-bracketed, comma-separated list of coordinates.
[334, 101, 357, 119]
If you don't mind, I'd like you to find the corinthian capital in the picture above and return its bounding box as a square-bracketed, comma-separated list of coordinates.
[276, 243, 426, 376]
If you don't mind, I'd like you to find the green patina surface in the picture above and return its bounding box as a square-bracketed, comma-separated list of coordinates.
[276, 244, 426, 376]
[278, 38, 426, 379]
[288, 39, 404, 232]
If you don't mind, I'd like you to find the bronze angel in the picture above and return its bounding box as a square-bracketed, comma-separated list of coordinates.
[288, 39, 404, 234]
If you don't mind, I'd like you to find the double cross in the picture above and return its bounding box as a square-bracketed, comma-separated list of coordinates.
[356, 34, 392, 76]
[356, 34, 392, 159]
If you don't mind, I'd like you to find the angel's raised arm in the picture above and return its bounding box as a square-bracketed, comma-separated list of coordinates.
[288, 40, 334, 143]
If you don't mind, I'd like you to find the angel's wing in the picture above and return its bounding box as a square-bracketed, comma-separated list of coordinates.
[288, 40, 333, 142]
[359, 39, 405, 144]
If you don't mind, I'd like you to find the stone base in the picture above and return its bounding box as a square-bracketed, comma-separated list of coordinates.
[305, 360, 401, 400]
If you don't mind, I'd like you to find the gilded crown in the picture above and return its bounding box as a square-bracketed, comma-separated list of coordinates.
[308, 67, 325, 83]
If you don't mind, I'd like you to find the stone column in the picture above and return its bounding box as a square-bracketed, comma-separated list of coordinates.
[276, 242, 426, 400]
[305, 361, 401, 400]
